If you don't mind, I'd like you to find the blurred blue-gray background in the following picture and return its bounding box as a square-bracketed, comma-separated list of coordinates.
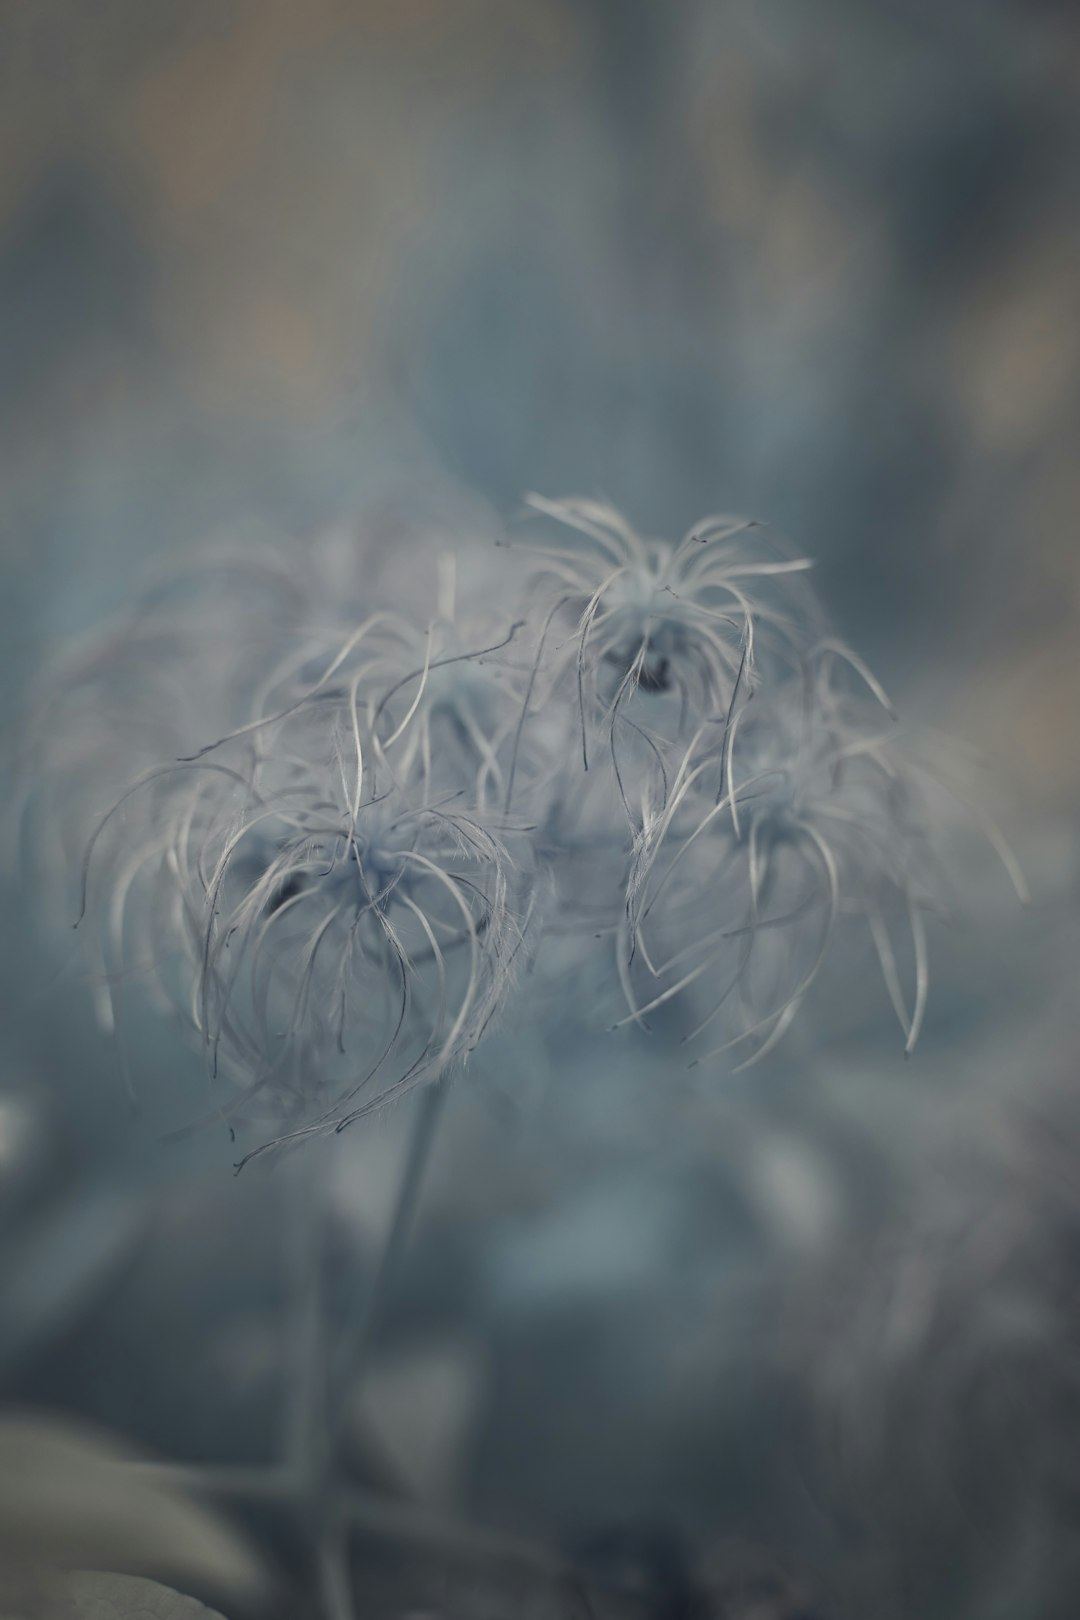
[3, 0, 1078, 732]
[2, 5, 1079, 1615]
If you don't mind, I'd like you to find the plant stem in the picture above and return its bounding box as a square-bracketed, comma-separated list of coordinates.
[285, 1148, 327, 1481]
[324, 1076, 451, 1456]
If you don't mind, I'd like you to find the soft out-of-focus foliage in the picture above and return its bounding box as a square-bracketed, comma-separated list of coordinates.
[0, 1411, 262, 1615]
[66, 1573, 229, 1620]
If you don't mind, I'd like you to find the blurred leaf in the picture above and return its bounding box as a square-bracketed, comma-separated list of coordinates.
[350, 1335, 484, 1507]
[65, 1572, 228, 1620]
[0, 1412, 265, 1608]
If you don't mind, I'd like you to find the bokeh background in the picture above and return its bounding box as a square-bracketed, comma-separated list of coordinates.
[2, 4, 1080, 1617]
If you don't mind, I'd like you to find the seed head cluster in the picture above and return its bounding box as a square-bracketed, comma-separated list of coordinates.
[22, 497, 1022, 1150]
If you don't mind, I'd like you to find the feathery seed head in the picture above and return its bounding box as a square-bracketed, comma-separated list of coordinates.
[515, 494, 818, 738]
[618, 649, 951, 1065]
[76, 716, 527, 1151]
[18, 493, 1020, 1156]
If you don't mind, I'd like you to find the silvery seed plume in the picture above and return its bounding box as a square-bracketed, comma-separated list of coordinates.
[68, 598, 531, 1154]
[16, 543, 309, 911]
[21, 493, 1022, 1146]
[617, 643, 1025, 1068]
[777, 1058, 1080, 1620]
[502, 495, 822, 825]
[270, 554, 528, 817]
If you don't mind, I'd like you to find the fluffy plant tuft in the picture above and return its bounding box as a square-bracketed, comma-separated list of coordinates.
[21, 496, 1021, 1152]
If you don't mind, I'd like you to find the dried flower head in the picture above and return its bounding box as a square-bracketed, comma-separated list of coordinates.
[19, 493, 1021, 1153]
[503, 496, 820, 819]
[75, 642, 530, 1153]
[618, 644, 1024, 1068]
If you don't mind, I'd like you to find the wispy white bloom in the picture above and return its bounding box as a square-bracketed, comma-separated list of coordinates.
[75, 666, 529, 1153]
[502, 495, 820, 818]
[619, 645, 1023, 1067]
[21, 495, 1020, 1150]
